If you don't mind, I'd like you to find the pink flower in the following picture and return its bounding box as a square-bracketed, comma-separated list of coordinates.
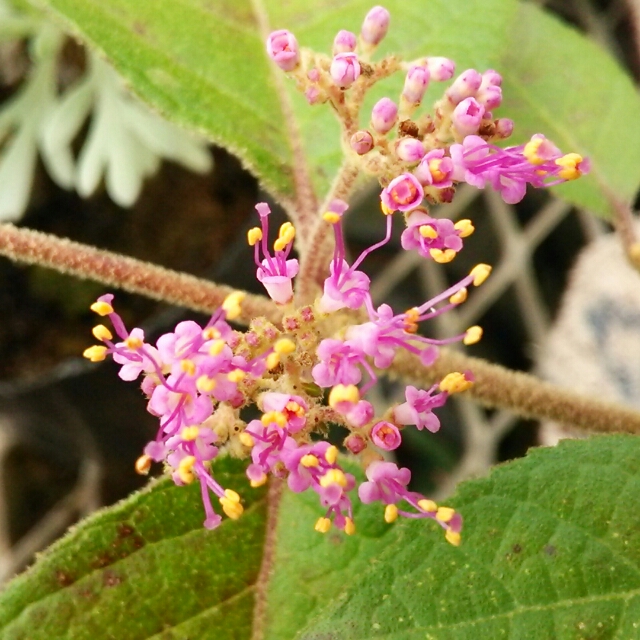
[266, 30, 299, 72]
[330, 53, 361, 88]
[413, 149, 454, 188]
[371, 421, 402, 450]
[361, 6, 390, 45]
[402, 65, 430, 104]
[380, 173, 424, 212]
[371, 97, 397, 134]
[452, 97, 485, 136]
[400, 209, 464, 259]
[333, 30, 357, 54]
[393, 384, 447, 432]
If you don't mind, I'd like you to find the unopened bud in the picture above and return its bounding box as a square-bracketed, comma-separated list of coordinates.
[333, 29, 357, 54]
[446, 69, 482, 104]
[350, 130, 374, 155]
[395, 137, 425, 163]
[266, 30, 299, 72]
[371, 97, 398, 134]
[425, 56, 455, 81]
[452, 97, 485, 136]
[361, 5, 390, 46]
[402, 64, 430, 104]
[330, 52, 361, 88]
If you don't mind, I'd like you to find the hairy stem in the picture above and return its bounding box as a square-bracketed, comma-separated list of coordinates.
[606, 188, 640, 272]
[0, 223, 282, 325]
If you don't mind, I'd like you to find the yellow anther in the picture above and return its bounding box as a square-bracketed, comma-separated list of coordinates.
[83, 345, 107, 362]
[325, 445, 339, 465]
[227, 369, 245, 383]
[319, 468, 347, 488]
[380, 201, 394, 216]
[125, 335, 143, 350]
[220, 497, 244, 520]
[274, 338, 296, 355]
[328, 384, 360, 408]
[523, 137, 545, 165]
[445, 530, 461, 546]
[274, 222, 295, 251]
[418, 499, 438, 513]
[178, 456, 196, 484]
[430, 248, 456, 263]
[385, 504, 399, 523]
[209, 339, 226, 356]
[555, 153, 583, 180]
[92, 324, 113, 342]
[419, 224, 438, 239]
[202, 326, 221, 340]
[285, 400, 305, 417]
[196, 375, 217, 393]
[224, 489, 241, 503]
[436, 507, 455, 523]
[344, 517, 356, 535]
[470, 263, 491, 286]
[266, 352, 281, 370]
[261, 411, 287, 427]
[135, 454, 152, 475]
[239, 432, 255, 447]
[90, 300, 113, 316]
[181, 426, 200, 441]
[315, 517, 332, 533]
[301, 454, 320, 468]
[449, 288, 468, 305]
[454, 219, 475, 238]
[247, 227, 263, 246]
[222, 291, 245, 321]
[428, 158, 446, 182]
[439, 371, 473, 394]
[250, 473, 267, 488]
[323, 211, 341, 224]
[180, 359, 196, 376]
[403, 307, 420, 334]
[463, 325, 483, 345]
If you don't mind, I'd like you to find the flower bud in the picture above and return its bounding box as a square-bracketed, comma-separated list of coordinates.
[395, 137, 425, 163]
[494, 118, 514, 139]
[266, 30, 299, 72]
[402, 65, 430, 104]
[481, 69, 502, 87]
[344, 433, 367, 454]
[361, 5, 390, 46]
[426, 56, 455, 81]
[477, 85, 502, 110]
[371, 97, 398, 134]
[330, 52, 361, 88]
[446, 69, 482, 104]
[350, 130, 374, 155]
[452, 97, 485, 136]
[333, 29, 357, 54]
[370, 421, 402, 451]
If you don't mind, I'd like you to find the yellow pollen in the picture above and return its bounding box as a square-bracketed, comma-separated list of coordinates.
[418, 499, 438, 512]
[274, 338, 296, 355]
[319, 468, 347, 488]
[261, 411, 287, 427]
[266, 352, 281, 370]
[202, 326, 221, 340]
[449, 288, 468, 305]
[454, 219, 475, 238]
[220, 496, 243, 520]
[227, 369, 245, 383]
[419, 224, 438, 239]
[90, 300, 114, 316]
[445, 530, 461, 546]
[436, 506, 455, 522]
[180, 359, 196, 376]
[178, 456, 196, 484]
[523, 137, 545, 165]
[250, 474, 267, 488]
[463, 325, 483, 345]
[428, 158, 446, 182]
[135, 454, 152, 475]
[239, 432, 255, 447]
[125, 336, 143, 350]
[385, 504, 399, 523]
[325, 445, 339, 465]
[430, 248, 456, 263]
[323, 211, 341, 224]
[92, 324, 113, 341]
[285, 400, 305, 417]
[224, 489, 241, 503]
[209, 339, 226, 356]
[439, 371, 473, 394]
[555, 153, 583, 180]
[344, 517, 356, 535]
[470, 263, 491, 286]
[274, 222, 295, 251]
[315, 517, 332, 533]
[222, 291, 245, 321]
[83, 345, 107, 362]
[380, 201, 394, 216]
[328, 384, 360, 408]
[196, 375, 216, 393]
[301, 454, 319, 468]
[181, 426, 200, 441]
[247, 227, 263, 246]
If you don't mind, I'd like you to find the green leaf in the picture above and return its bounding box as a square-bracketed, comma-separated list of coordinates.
[297, 435, 640, 640]
[498, 3, 640, 216]
[0, 457, 269, 640]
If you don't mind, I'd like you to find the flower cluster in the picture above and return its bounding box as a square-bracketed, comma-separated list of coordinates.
[84, 6, 588, 547]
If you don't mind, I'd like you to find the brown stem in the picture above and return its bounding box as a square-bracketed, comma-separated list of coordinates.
[0, 223, 283, 325]
[391, 349, 640, 434]
[606, 188, 640, 272]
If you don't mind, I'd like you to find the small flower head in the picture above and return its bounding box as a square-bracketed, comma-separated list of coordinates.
[425, 56, 455, 81]
[360, 5, 390, 46]
[333, 29, 357, 54]
[330, 52, 361, 88]
[446, 68, 482, 104]
[350, 130, 374, 155]
[371, 97, 398, 134]
[393, 384, 446, 432]
[266, 30, 300, 72]
[402, 64, 430, 105]
[381, 173, 424, 212]
[370, 421, 402, 450]
[452, 97, 485, 137]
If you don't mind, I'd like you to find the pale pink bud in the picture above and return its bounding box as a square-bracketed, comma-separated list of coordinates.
[426, 57, 455, 81]
[477, 85, 502, 110]
[350, 130, 374, 155]
[361, 6, 390, 45]
[307, 68, 320, 82]
[330, 52, 361, 88]
[370, 421, 402, 451]
[333, 29, 357, 54]
[371, 97, 398, 134]
[395, 137, 425, 163]
[266, 30, 299, 72]
[402, 65, 430, 104]
[481, 69, 502, 87]
[305, 86, 321, 105]
[344, 433, 367, 454]
[452, 97, 485, 136]
[446, 69, 482, 104]
[494, 118, 514, 139]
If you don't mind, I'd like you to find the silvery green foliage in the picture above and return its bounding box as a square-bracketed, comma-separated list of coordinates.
[0, 0, 212, 221]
